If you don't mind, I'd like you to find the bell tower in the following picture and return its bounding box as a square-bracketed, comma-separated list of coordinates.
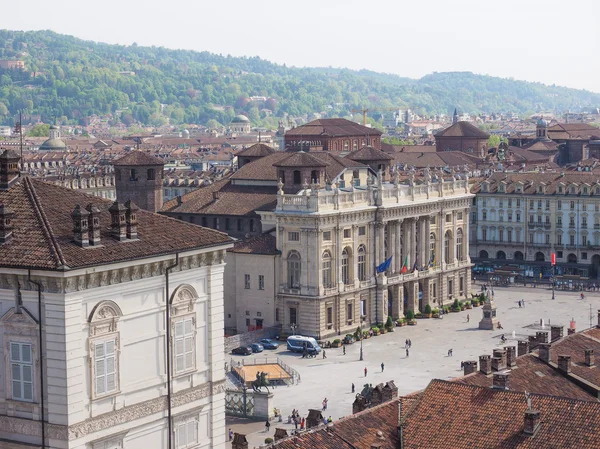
[113, 151, 165, 212]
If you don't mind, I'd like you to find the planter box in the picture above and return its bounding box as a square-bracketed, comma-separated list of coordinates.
[332, 341, 341, 348]
[385, 327, 394, 332]
[407, 320, 417, 326]
[451, 309, 460, 313]
[423, 313, 432, 318]
[380, 329, 387, 334]
[396, 321, 407, 327]
[466, 304, 473, 309]
[432, 313, 440, 318]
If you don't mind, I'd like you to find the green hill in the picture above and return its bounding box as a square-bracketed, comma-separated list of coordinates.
[0, 29, 598, 127]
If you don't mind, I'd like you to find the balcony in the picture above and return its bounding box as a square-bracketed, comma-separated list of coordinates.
[594, 224, 600, 230]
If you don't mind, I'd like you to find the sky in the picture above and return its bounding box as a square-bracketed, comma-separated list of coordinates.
[11, 0, 600, 93]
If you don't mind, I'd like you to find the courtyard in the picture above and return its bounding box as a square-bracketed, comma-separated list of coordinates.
[226, 285, 600, 447]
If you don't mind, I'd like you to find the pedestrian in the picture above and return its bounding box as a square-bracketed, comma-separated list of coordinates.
[450, 349, 453, 356]
[323, 350, 327, 359]
[405, 339, 408, 347]
[327, 416, 333, 423]
[364, 367, 368, 377]
[381, 362, 385, 372]
[406, 348, 409, 357]
[301, 417, 305, 430]
[294, 418, 298, 430]
[322, 398, 328, 411]
[229, 428, 233, 441]
[409, 339, 412, 348]
[352, 383, 355, 393]
[448, 349, 451, 357]
[265, 419, 270, 432]
[518, 300, 522, 308]
[523, 299, 525, 307]
[343, 346, 346, 355]
[323, 417, 327, 425]
[467, 314, 470, 323]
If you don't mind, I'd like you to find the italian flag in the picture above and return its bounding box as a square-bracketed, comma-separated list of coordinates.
[400, 256, 408, 273]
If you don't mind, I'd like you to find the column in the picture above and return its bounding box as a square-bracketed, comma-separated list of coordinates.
[336, 225, 343, 289]
[425, 216, 431, 268]
[438, 212, 444, 267]
[315, 229, 323, 295]
[452, 210, 458, 263]
[352, 225, 359, 286]
[395, 219, 403, 273]
[389, 222, 396, 274]
[403, 219, 411, 268]
[412, 218, 418, 268]
[463, 208, 470, 262]
[377, 222, 385, 266]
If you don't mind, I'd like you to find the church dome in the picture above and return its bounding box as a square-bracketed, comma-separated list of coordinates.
[231, 114, 250, 124]
[537, 118, 548, 128]
[39, 137, 66, 151]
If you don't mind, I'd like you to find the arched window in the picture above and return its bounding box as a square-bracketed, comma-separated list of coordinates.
[322, 251, 332, 288]
[342, 247, 352, 284]
[293, 170, 301, 184]
[456, 229, 463, 261]
[479, 250, 489, 259]
[535, 252, 545, 262]
[497, 251, 506, 260]
[514, 251, 524, 261]
[444, 230, 452, 264]
[357, 245, 367, 281]
[287, 251, 301, 288]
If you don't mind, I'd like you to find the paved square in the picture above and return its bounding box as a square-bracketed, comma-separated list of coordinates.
[227, 286, 600, 447]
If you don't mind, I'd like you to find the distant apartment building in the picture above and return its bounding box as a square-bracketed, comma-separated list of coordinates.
[0, 60, 25, 70]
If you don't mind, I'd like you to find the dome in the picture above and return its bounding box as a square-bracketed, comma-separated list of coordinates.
[537, 118, 548, 128]
[39, 138, 66, 151]
[231, 114, 250, 124]
[49, 125, 59, 130]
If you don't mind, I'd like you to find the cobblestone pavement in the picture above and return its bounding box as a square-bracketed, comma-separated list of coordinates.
[226, 286, 600, 448]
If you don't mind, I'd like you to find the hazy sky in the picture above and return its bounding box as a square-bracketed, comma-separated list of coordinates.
[12, 0, 600, 92]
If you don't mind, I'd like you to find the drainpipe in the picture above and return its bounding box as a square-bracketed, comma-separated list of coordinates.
[165, 253, 179, 449]
[28, 270, 45, 449]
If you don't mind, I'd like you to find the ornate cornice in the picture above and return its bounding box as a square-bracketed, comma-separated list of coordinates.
[0, 250, 226, 294]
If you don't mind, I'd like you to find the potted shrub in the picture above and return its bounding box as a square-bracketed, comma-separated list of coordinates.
[371, 326, 380, 336]
[432, 307, 440, 318]
[332, 338, 341, 348]
[423, 304, 433, 318]
[443, 305, 451, 314]
[396, 318, 407, 327]
[385, 315, 394, 332]
[354, 326, 362, 341]
[415, 311, 423, 319]
[363, 330, 370, 339]
[465, 300, 472, 309]
[405, 309, 417, 325]
[451, 298, 460, 312]
[265, 437, 274, 444]
[471, 297, 479, 307]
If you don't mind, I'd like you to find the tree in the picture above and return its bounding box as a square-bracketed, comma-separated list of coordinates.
[206, 119, 221, 128]
[488, 135, 500, 148]
[28, 124, 50, 137]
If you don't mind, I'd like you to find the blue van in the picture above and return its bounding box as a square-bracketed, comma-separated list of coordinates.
[287, 335, 321, 354]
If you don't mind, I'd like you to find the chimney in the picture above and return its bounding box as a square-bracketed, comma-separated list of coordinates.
[85, 203, 101, 246]
[528, 335, 538, 351]
[518, 340, 530, 357]
[585, 349, 595, 367]
[463, 360, 478, 375]
[71, 205, 89, 247]
[492, 372, 510, 390]
[492, 349, 507, 371]
[538, 343, 551, 363]
[550, 325, 563, 342]
[524, 410, 541, 436]
[306, 409, 323, 429]
[597, 310, 600, 328]
[0, 149, 20, 190]
[213, 191, 221, 201]
[479, 355, 492, 375]
[274, 428, 288, 441]
[536, 331, 549, 344]
[125, 200, 139, 239]
[0, 204, 14, 244]
[568, 327, 576, 335]
[176, 195, 182, 206]
[504, 346, 517, 367]
[231, 433, 248, 449]
[558, 355, 571, 373]
[108, 201, 127, 241]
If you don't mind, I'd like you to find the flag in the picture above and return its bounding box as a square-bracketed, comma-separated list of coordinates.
[400, 256, 408, 274]
[412, 255, 419, 273]
[429, 251, 435, 268]
[376, 256, 393, 274]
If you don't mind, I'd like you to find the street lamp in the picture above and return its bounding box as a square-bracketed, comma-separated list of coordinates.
[552, 264, 555, 300]
[359, 317, 365, 361]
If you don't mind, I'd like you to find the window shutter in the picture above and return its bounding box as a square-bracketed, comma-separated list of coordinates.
[184, 319, 194, 370]
[187, 420, 197, 445]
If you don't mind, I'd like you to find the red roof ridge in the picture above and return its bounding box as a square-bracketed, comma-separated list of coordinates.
[24, 177, 67, 269]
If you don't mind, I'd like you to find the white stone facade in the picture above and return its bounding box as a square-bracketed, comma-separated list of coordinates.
[0, 249, 229, 449]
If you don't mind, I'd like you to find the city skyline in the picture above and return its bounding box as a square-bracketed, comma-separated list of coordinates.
[12, 0, 600, 93]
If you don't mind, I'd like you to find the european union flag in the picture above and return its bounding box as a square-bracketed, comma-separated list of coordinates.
[376, 256, 393, 274]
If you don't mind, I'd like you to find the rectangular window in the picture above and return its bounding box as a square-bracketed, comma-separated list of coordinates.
[448, 279, 453, 299]
[499, 230, 504, 242]
[508, 212, 512, 221]
[529, 200, 534, 210]
[244, 274, 250, 289]
[446, 214, 451, 223]
[327, 307, 333, 325]
[323, 231, 332, 241]
[499, 200, 503, 208]
[558, 234, 562, 245]
[482, 199, 487, 208]
[472, 212, 476, 222]
[507, 230, 512, 243]
[343, 229, 351, 239]
[432, 282, 437, 298]
[459, 277, 464, 295]
[174, 318, 194, 374]
[176, 419, 198, 449]
[546, 234, 550, 244]
[570, 235, 575, 246]
[94, 340, 116, 396]
[516, 213, 520, 222]
[482, 211, 487, 221]
[358, 226, 366, 236]
[458, 212, 463, 220]
[516, 199, 521, 208]
[557, 250, 563, 258]
[529, 233, 534, 244]
[257, 312, 262, 317]
[537, 200, 542, 209]
[557, 200, 562, 210]
[582, 235, 587, 246]
[275, 308, 280, 322]
[482, 229, 487, 241]
[237, 220, 243, 232]
[347, 303, 353, 321]
[246, 318, 250, 326]
[529, 215, 534, 223]
[258, 275, 265, 290]
[508, 199, 512, 207]
[10, 342, 33, 402]
[571, 201, 575, 211]
[288, 231, 300, 242]
[582, 252, 588, 260]
[545, 200, 550, 210]
[250, 219, 255, 232]
[289, 308, 297, 325]
[583, 217, 588, 227]
[225, 218, 230, 230]
[557, 216, 562, 226]
[214, 218, 219, 229]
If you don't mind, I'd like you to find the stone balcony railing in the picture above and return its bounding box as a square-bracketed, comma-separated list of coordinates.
[275, 178, 471, 213]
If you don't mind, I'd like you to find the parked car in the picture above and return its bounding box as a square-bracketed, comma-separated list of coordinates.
[259, 339, 279, 350]
[232, 346, 252, 356]
[250, 343, 264, 353]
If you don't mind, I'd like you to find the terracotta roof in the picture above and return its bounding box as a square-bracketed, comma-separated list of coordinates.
[285, 118, 382, 137]
[228, 233, 279, 255]
[346, 146, 393, 162]
[113, 151, 165, 166]
[160, 179, 277, 216]
[546, 329, 600, 388]
[381, 144, 437, 153]
[435, 121, 490, 138]
[548, 123, 599, 140]
[400, 379, 600, 448]
[521, 140, 559, 152]
[391, 150, 478, 169]
[472, 171, 600, 195]
[236, 143, 275, 157]
[231, 152, 289, 181]
[273, 151, 329, 168]
[0, 177, 231, 271]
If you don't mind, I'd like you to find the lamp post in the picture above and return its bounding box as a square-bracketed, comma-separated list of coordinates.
[359, 317, 365, 361]
[552, 264, 555, 300]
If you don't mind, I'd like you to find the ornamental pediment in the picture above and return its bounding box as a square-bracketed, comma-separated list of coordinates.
[0, 307, 38, 327]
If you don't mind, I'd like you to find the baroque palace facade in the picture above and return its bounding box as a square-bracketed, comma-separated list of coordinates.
[259, 169, 473, 338]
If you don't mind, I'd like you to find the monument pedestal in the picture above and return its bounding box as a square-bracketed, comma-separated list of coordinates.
[253, 391, 274, 420]
[479, 297, 498, 330]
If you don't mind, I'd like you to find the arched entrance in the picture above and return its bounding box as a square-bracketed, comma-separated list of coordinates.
[418, 281, 424, 312]
[387, 288, 394, 319]
[496, 251, 506, 260]
[591, 255, 600, 279]
[514, 251, 524, 261]
[535, 252, 545, 262]
[479, 250, 489, 259]
[567, 253, 577, 264]
[403, 284, 409, 313]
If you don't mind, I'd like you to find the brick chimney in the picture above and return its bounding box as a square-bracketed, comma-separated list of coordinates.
[479, 355, 492, 375]
[213, 191, 221, 201]
[85, 203, 101, 246]
[492, 349, 507, 371]
[538, 343, 551, 363]
[492, 372, 510, 390]
[125, 200, 139, 240]
[536, 331, 549, 344]
[518, 340, 530, 357]
[463, 360, 478, 375]
[528, 335, 538, 351]
[0, 149, 20, 190]
[71, 204, 89, 247]
[306, 409, 323, 428]
[567, 327, 576, 335]
[558, 355, 571, 373]
[550, 325, 563, 342]
[231, 433, 248, 449]
[504, 346, 517, 367]
[109, 201, 127, 241]
[524, 410, 541, 436]
[0, 204, 14, 244]
[382, 381, 398, 402]
[274, 428, 288, 441]
[585, 349, 594, 367]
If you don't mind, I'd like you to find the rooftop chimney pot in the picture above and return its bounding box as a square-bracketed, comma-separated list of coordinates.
[558, 355, 571, 373]
[585, 349, 594, 367]
[538, 343, 551, 363]
[524, 410, 541, 436]
[479, 355, 492, 375]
